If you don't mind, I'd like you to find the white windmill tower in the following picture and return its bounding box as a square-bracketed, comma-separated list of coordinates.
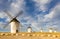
[27, 26, 32, 33]
[48, 27, 57, 33]
[53, 27, 57, 33]
[3, 10, 23, 33]
[48, 27, 53, 33]
[40, 27, 43, 32]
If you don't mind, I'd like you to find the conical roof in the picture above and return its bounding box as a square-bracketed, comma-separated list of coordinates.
[28, 26, 31, 28]
[10, 18, 19, 23]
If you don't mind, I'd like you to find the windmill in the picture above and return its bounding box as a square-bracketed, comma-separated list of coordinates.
[27, 26, 32, 33]
[48, 27, 53, 33]
[3, 10, 23, 33]
[39, 27, 43, 32]
[48, 27, 58, 33]
[27, 24, 32, 33]
[53, 27, 58, 33]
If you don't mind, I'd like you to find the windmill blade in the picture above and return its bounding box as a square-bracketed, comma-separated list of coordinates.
[14, 11, 23, 18]
[3, 22, 10, 29]
[19, 23, 24, 28]
[3, 17, 14, 29]
[3, 10, 13, 19]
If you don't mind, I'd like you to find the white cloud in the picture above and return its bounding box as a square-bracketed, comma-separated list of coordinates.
[6, 0, 25, 17]
[42, 3, 60, 32]
[44, 3, 60, 21]
[33, 1, 60, 30]
[0, 0, 60, 32]
[0, 0, 25, 32]
[0, 11, 7, 18]
[29, 3, 60, 32]
[0, 0, 25, 21]
[0, 11, 12, 22]
[33, 0, 51, 4]
[33, 0, 52, 11]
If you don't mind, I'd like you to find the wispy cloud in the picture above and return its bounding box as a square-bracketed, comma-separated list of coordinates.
[43, 3, 60, 31]
[0, 0, 25, 32]
[33, 0, 52, 12]
[44, 3, 60, 19]
[0, 0, 60, 32]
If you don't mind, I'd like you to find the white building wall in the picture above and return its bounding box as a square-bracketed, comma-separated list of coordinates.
[10, 21, 19, 33]
[28, 28, 32, 33]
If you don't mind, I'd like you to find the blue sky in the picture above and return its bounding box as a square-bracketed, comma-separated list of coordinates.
[0, 0, 60, 32]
